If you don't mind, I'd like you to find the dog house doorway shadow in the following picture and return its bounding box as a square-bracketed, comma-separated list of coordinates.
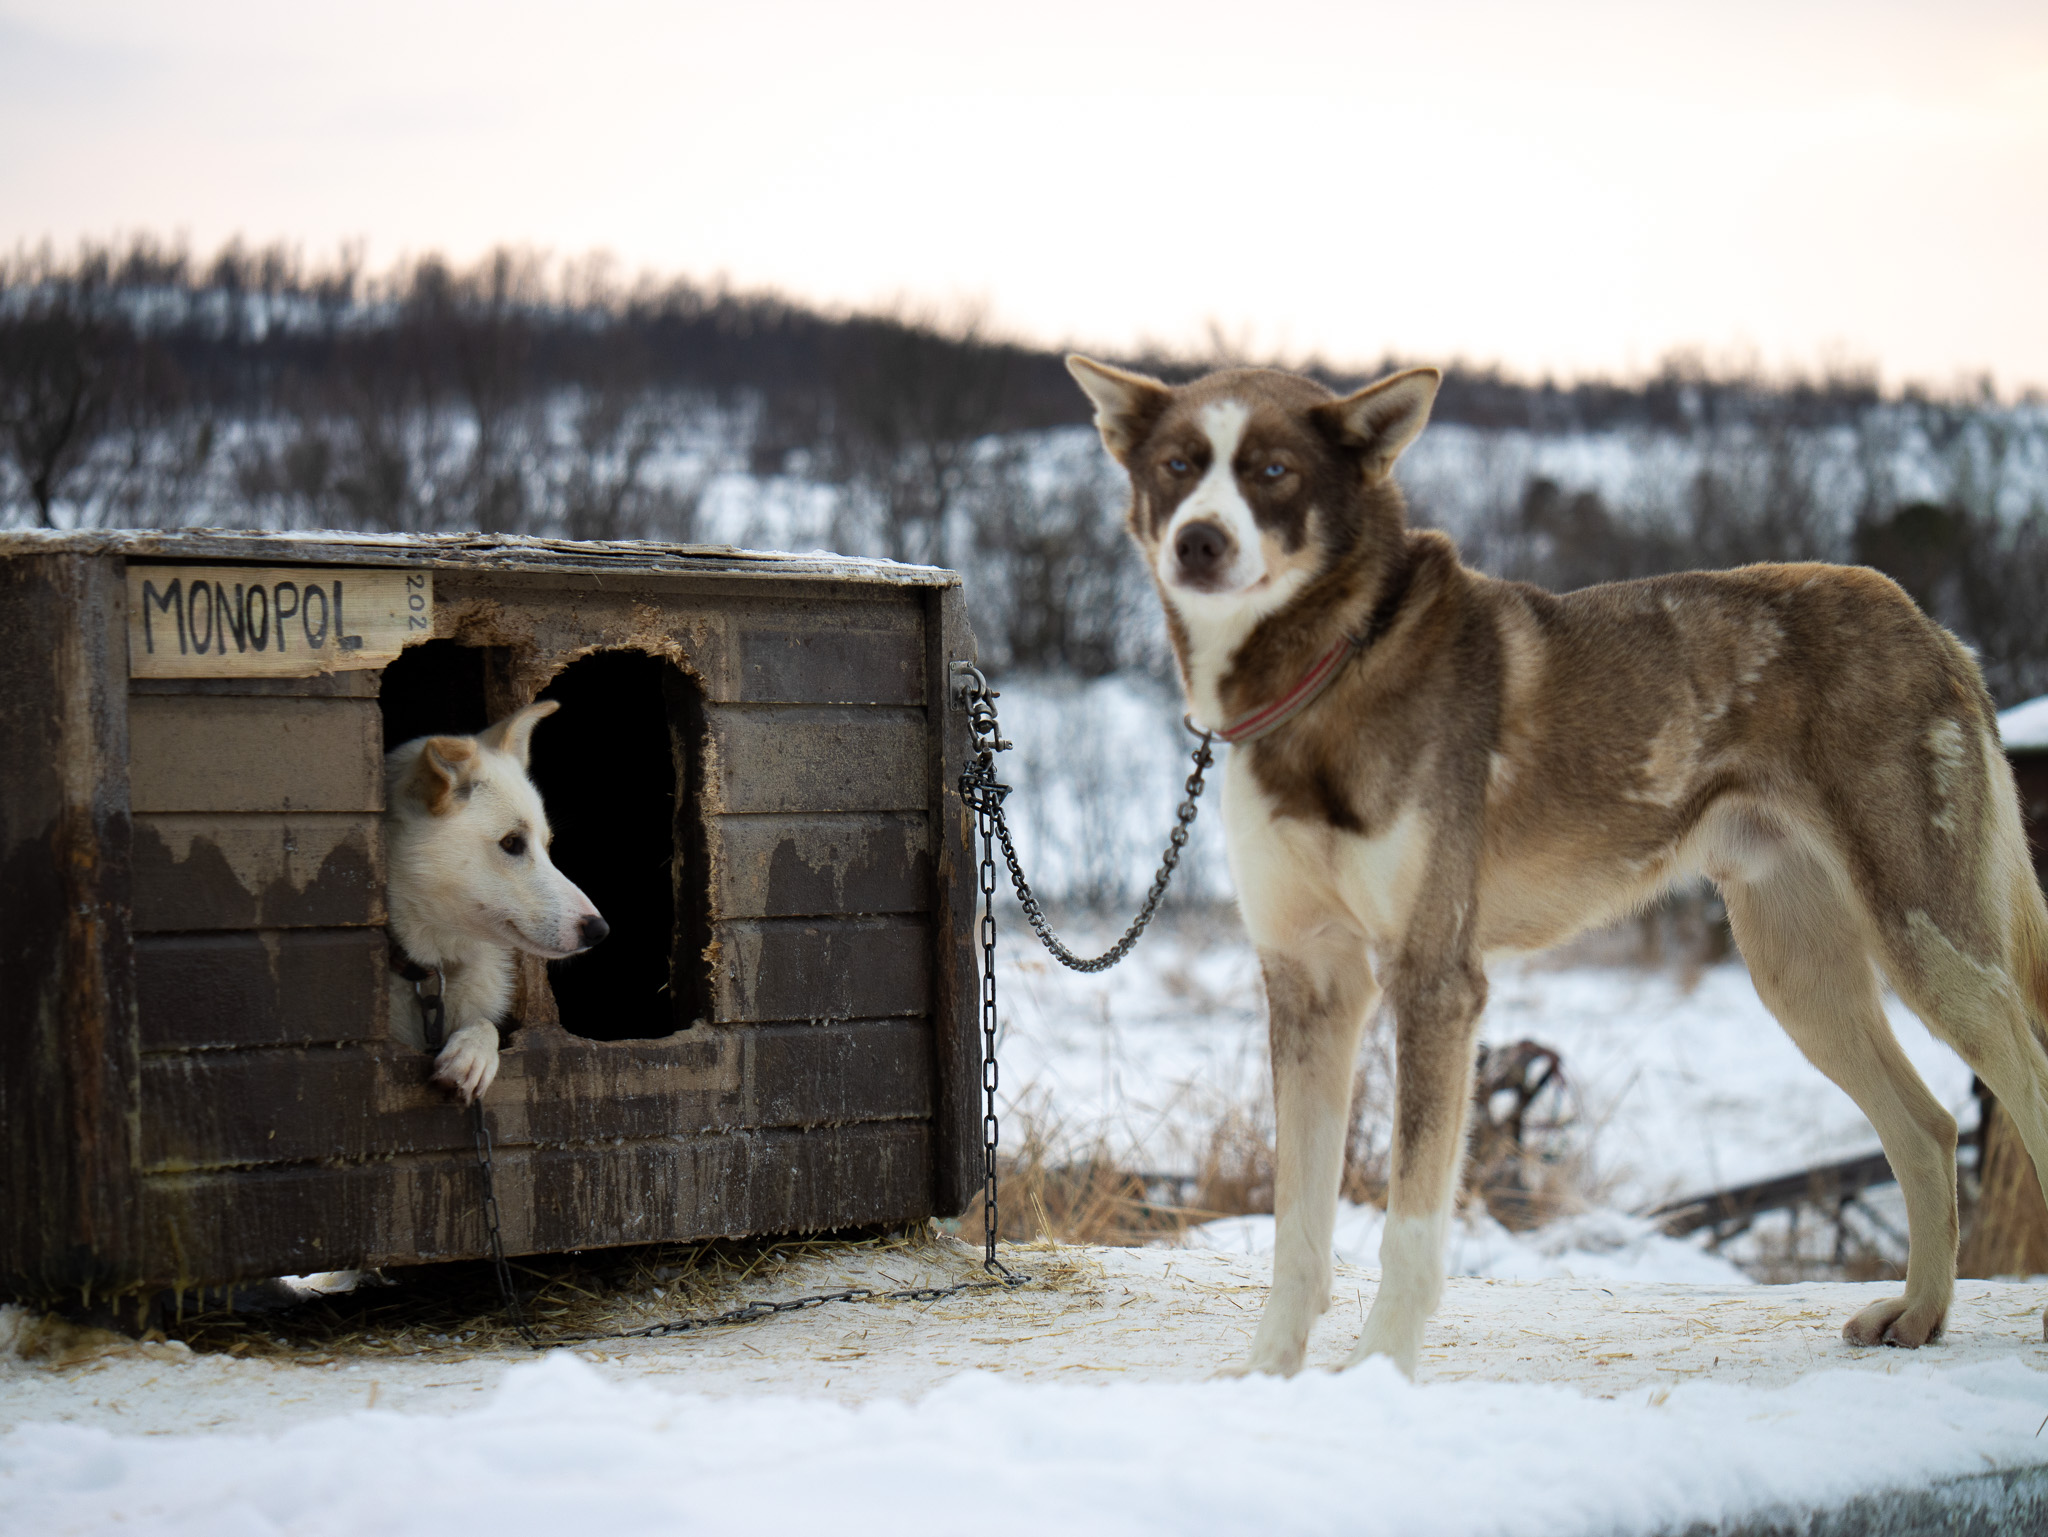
[377, 640, 711, 1045]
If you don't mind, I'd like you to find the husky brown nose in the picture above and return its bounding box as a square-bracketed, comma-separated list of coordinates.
[1174, 521, 1231, 582]
[579, 914, 610, 949]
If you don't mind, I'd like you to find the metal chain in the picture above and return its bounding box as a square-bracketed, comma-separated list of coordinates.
[469, 1101, 542, 1349]
[432, 658, 1210, 1349]
[953, 662, 1215, 974]
[544, 1273, 1021, 1343]
[968, 698, 1018, 1283]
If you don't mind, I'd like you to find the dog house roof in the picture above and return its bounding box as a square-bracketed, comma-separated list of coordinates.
[0, 528, 960, 587]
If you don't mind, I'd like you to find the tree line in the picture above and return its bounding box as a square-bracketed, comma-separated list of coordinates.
[3, 237, 2044, 701]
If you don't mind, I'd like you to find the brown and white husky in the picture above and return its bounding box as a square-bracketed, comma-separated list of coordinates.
[385, 701, 608, 1103]
[1066, 353, 2048, 1377]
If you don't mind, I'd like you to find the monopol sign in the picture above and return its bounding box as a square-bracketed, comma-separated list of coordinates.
[127, 565, 431, 678]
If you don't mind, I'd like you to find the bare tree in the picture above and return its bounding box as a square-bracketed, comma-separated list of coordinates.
[968, 443, 1153, 677]
[0, 254, 130, 526]
[822, 308, 1017, 566]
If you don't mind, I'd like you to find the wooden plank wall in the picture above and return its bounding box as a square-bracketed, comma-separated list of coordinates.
[0, 554, 141, 1295]
[130, 568, 971, 1286]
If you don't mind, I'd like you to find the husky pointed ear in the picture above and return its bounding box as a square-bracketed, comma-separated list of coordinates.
[1312, 367, 1441, 480]
[410, 736, 479, 816]
[1066, 355, 1173, 467]
[477, 700, 559, 769]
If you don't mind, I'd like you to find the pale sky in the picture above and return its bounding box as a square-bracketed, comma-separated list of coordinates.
[3, 0, 2044, 391]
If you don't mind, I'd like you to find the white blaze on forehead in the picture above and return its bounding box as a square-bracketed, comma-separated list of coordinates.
[1198, 398, 1249, 463]
[1156, 398, 1267, 594]
[1155, 397, 1318, 730]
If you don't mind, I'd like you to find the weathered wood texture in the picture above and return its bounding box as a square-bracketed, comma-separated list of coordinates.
[702, 705, 927, 815]
[128, 696, 383, 813]
[130, 673, 381, 698]
[6, 529, 960, 591]
[712, 813, 930, 918]
[136, 930, 388, 1050]
[735, 621, 924, 705]
[1961, 749, 2048, 1276]
[132, 814, 384, 931]
[711, 917, 931, 1022]
[927, 584, 984, 1218]
[1960, 1096, 2048, 1279]
[140, 1019, 930, 1170]
[141, 1122, 933, 1281]
[6, 538, 984, 1294]
[0, 553, 142, 1293]
[422, 567, 927, 707]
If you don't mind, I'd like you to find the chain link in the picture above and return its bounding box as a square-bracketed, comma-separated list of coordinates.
[436, 658, 1206, 1348]
[953, 662, 1215, 974]
[469, 1100, 542, 1349]
[544, 1273, 1022, 1343]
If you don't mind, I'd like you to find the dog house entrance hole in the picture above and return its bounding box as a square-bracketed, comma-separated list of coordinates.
[378, 638, 493, 750]
[532, 650, 710, 1041]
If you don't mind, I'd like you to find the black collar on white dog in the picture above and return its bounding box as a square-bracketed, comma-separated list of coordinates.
[387, 936, 434, 983]
[388, 938, 447, 1050]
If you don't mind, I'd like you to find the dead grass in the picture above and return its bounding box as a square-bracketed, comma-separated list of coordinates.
[0, 1310, 194, 1369]
[990, 1005, 1616, 1247]
[83, 1225, 958, 1360]
[1712, 1194, 1912, 1285]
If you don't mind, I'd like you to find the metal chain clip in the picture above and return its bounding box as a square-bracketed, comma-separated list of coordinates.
[950, 661, 1215, 974]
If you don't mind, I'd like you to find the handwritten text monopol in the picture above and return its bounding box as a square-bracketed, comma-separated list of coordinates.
[135, 571, 429, 659]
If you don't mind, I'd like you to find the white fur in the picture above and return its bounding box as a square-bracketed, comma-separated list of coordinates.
[1174, 572, 1312, 731]
[1344, 1212, 1450, 1375]
[1154, 401, 1265, 595]
[384, 704, 603, 1103]
[1071, 355, 1477, 1381]
[1157, 400, 1316, 730]
[1224, 752, 1433, 951]
[1222, 750, 1456, 1379]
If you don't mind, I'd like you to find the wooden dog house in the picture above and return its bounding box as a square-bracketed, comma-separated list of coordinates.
[0, 529, 981, 1300]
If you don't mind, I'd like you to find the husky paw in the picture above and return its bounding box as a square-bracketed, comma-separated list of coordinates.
[431, 1026, 500, 1104]
[1342, 1311, 1426, 1378]
[1217, 1342, 1305, 1380]
[1843, 1294, 1946, 1348]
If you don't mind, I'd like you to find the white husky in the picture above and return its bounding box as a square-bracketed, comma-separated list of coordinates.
[384, 701, 608, 1102]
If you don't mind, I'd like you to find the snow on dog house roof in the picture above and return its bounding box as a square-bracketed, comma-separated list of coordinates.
[0, 526, 961, 585]
[0, 526, 981, 1309]
[1999, 695, 2048, 754]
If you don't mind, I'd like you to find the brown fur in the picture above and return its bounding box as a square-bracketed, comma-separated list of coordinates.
[410, 736, 479, 817]
[1068, 353, 2048, 1375]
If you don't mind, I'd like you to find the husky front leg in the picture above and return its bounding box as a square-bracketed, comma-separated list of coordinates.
[1344, 947, 1486, 1377]
[429, 950, 514, 1104]
[1234, 946, 1378, 1376]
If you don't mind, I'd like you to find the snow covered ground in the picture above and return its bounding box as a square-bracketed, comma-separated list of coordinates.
[4, 693, 2044, 1532]
[3, 931, 2034, 1535]
[7, 1243, 2048, 1536]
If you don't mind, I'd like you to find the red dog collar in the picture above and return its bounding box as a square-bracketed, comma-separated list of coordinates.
[1211, 556, 1412, 746]
[1215, 635, 1363, 745]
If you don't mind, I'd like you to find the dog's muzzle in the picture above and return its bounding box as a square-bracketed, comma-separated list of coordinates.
[1173, 521, 1234, 589]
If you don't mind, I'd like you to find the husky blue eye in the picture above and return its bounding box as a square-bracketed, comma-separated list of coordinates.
[1167, 457, 1191, 475]
[499, 832, 527, 856]
[1261, 462, 1287, 479]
